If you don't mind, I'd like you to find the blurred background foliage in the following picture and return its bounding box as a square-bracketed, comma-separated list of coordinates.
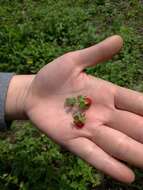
[0, 0, 143, 189]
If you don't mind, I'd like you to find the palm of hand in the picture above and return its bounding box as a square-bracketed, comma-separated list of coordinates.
[25, 36, 143, 183]
[26, 53, 115, 142]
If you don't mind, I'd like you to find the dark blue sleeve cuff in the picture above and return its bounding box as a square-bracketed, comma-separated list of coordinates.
[0, 73, 15, 130]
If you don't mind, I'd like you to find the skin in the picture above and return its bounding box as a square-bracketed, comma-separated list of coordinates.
[5, 35, 143, 183]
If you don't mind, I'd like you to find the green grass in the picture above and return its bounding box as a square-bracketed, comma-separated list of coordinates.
[0, 0, 143, 189]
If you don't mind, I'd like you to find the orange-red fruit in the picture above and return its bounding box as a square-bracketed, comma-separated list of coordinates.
[74, 120, 84, 128]
[84, 97, 92, 107]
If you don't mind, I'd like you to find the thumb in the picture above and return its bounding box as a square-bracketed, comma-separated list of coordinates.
[76, 35, 123, 69]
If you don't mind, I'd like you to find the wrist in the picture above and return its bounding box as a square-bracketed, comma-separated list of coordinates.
[5, 75, 35, 121]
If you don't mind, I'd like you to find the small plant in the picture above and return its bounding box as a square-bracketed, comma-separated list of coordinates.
[73, 112, 86, 128]
[65, 97, 77, 107]
[65, 95, 92, 110]
[77, 95, 92, 110]
[65, 95, 92, 128]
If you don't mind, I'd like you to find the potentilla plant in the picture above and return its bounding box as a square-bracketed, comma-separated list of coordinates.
[73, 111, 86, 128]
[77, 95, 92, 110]
[65, 95, 92, 128]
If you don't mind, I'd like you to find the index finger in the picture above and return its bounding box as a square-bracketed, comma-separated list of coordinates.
[115, 86, 143, 116]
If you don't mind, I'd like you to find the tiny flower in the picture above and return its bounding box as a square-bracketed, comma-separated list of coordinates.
[27, 58, 33, 65]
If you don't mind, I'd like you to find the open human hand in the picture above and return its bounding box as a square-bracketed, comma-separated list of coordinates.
[12, 36, 143, 183]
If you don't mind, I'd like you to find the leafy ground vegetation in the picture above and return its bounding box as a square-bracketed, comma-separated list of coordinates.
[0, 0, 143, 189]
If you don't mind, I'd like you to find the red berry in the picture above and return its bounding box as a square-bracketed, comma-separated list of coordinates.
[84, 97, 92, 107]
[74, 120, 84, 128]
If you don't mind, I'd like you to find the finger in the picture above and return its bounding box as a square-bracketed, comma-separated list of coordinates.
[115, 86, 143, 116]
[89, 124, 143, 168]
[109, 109, 143, 144]
[68, 137, 134, 183]
[76, 35, 123, 69]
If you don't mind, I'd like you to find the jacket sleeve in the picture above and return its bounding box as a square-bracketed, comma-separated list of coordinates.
[0, 73, 15, 130]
